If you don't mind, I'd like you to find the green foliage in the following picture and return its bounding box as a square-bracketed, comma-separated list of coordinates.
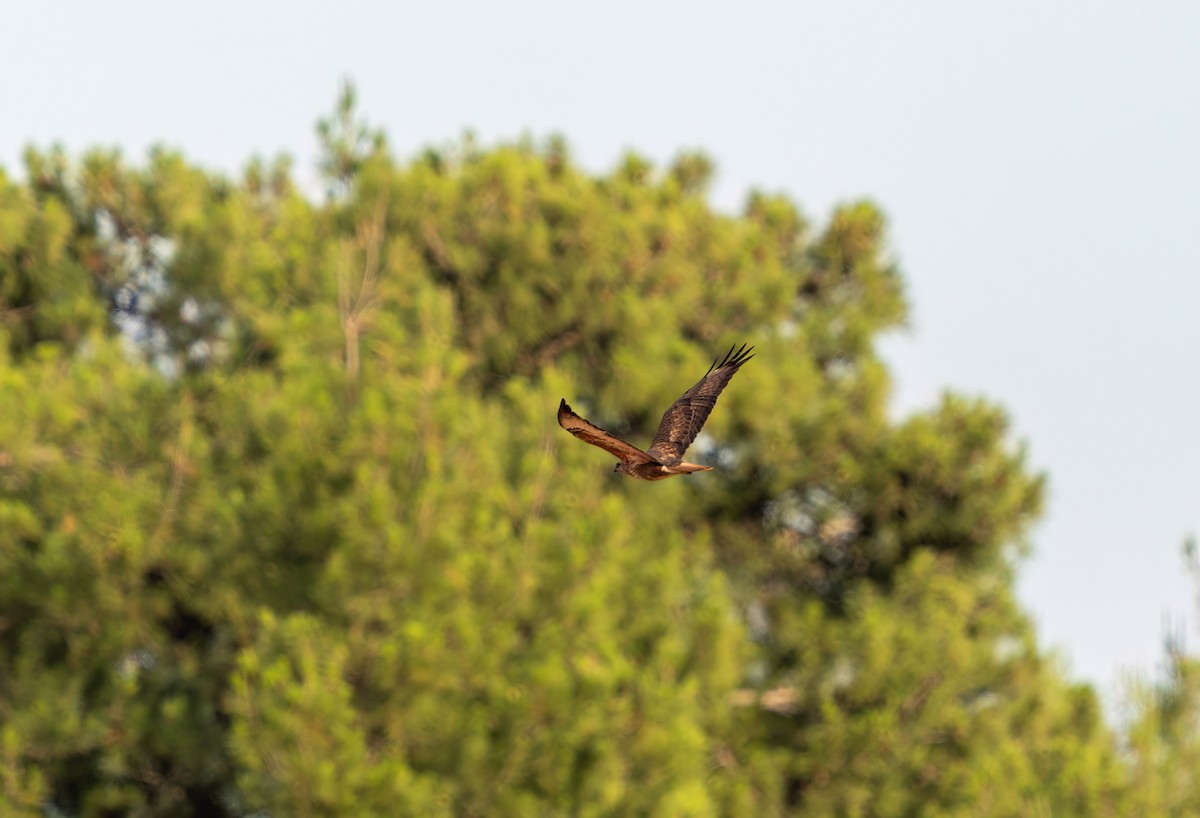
[738, 553, 1128, 817]
[1119, 547, 1200, 815]
[1122, 649, 1200, 816]
[0, 84, 1189, 815]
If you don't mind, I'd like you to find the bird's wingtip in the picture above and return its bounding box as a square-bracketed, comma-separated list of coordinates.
[717, 342, 755, 370]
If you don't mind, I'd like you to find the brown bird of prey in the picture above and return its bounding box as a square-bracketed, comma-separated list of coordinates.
[558, 344, 753, 480]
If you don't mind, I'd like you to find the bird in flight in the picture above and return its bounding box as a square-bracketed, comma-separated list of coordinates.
[558, 344, 754, 480]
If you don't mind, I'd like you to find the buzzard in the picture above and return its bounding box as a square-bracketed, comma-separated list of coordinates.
[558, 344, 754, 480]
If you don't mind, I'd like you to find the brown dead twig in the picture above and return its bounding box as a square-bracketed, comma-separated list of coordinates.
[339, 198, 389, 382]
[730, 686, 801, 715]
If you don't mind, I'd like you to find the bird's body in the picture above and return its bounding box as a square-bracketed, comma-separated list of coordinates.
[558, 344, 753, 480]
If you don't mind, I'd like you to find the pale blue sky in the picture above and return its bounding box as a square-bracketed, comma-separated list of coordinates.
[7, 0, 1199, 695]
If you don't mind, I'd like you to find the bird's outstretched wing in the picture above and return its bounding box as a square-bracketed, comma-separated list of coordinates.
[558, 399, 656, 465]
[646, 343, 754, 465]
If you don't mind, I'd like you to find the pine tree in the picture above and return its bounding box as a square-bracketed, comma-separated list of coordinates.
[1, 83, 1177, 816]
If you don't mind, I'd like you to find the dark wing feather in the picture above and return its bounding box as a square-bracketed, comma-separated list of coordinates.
[646, 343, 754, 465]
[558, 399, 656, 465]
